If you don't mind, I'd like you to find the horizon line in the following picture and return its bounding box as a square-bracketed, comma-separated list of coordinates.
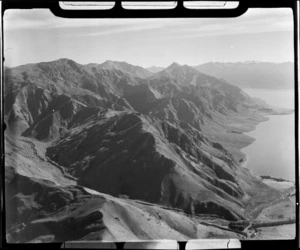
[5, 57, 294, 69]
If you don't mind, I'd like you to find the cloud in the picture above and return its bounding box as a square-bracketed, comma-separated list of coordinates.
[158, 8, 293, 39]
[3, 9, 184, 31]
[71, 24, 164, 37]
[3, 8, 293, 39]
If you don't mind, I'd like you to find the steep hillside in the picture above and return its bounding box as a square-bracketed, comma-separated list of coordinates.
[46, 109, 246, 220]
[6, 168, 245, 243]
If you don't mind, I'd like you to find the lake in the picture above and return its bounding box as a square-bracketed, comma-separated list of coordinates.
[241, 89, 295, 181]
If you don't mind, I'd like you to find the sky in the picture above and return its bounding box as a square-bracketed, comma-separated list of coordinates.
[3, 7, 294, 68]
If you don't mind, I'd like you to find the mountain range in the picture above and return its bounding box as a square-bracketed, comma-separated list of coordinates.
[146, 61, 294, 89]
[4, 58, 294, 242]
[194, 61, 294, 89]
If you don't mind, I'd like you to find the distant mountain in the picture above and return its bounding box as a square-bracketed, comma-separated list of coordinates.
[149, 62, 257, 116]
[194, 62, 294, 89]
[87, 60, 153, 79]
[152, 62, 199, 85]
[5, 58, 289, 242]
[146, 66, 165, 73]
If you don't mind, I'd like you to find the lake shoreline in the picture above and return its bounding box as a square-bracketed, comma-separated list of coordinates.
[240, 111, 295, 181]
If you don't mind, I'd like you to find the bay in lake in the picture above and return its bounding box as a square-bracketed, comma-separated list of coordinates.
[242, 88, 295, 181]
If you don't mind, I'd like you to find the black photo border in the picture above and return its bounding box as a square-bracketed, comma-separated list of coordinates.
[0, 0, 299, 249]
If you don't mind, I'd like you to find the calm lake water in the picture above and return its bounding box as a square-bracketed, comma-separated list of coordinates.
[241, 89, 295, 181]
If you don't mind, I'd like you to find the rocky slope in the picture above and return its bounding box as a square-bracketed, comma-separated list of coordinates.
[4, 58, 290, 242]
